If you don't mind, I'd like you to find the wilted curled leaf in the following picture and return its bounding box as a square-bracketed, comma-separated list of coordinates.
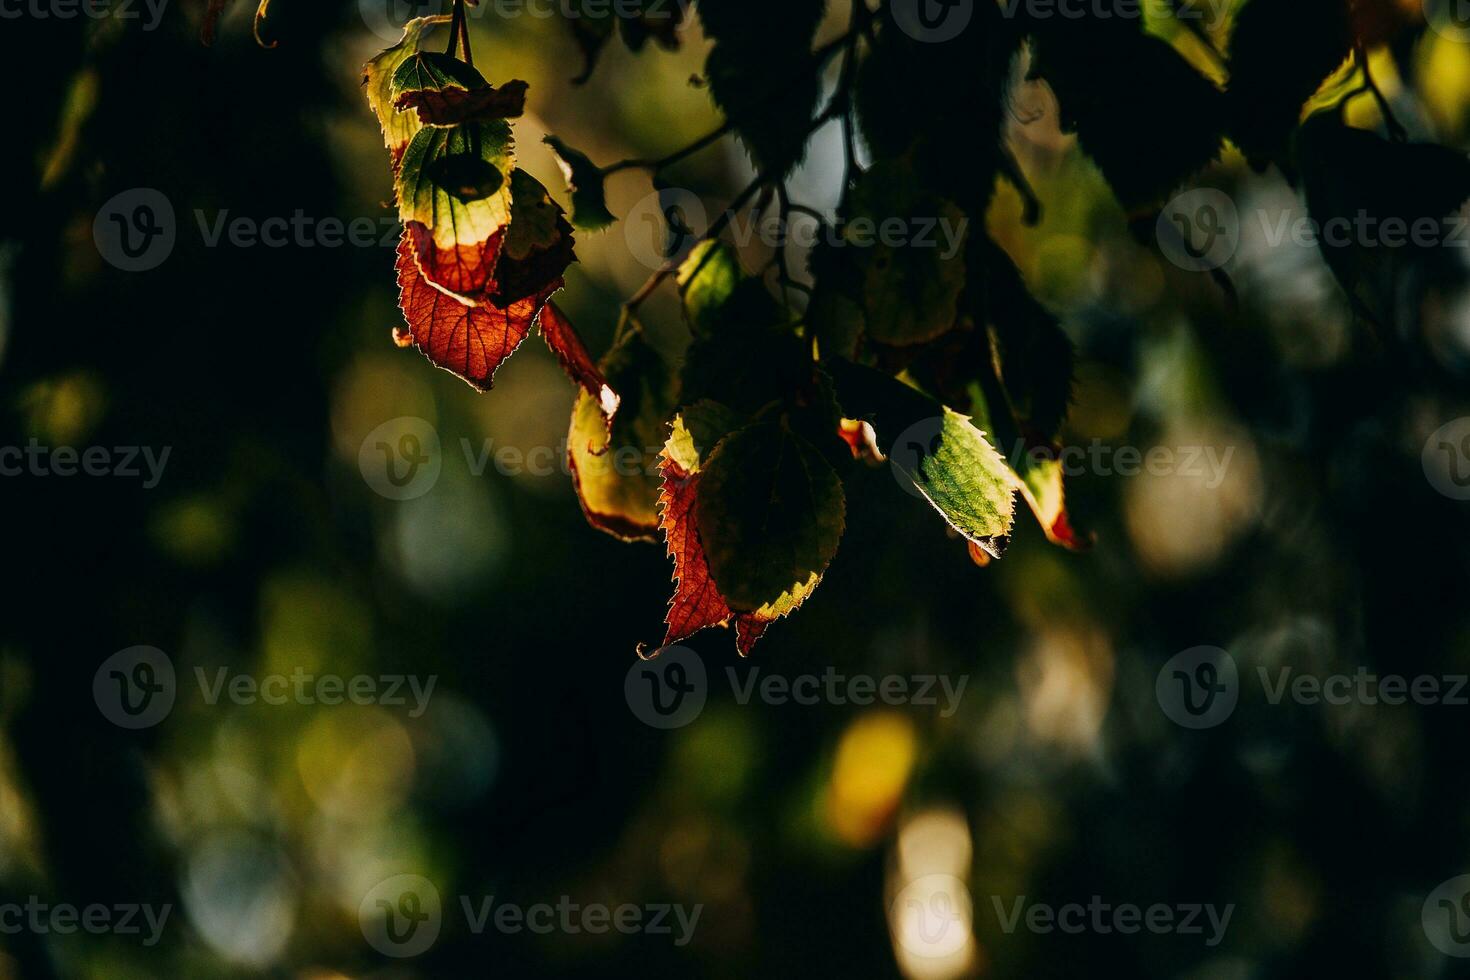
[391, 51, 529, 126]
[539, 302, 618, 420]
[569, 329, 675, 542]
[544, 136, 616, 231]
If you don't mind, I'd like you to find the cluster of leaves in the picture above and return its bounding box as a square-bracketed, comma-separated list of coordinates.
[364, 15, 618, 420]
[354, 0, 1470, 653]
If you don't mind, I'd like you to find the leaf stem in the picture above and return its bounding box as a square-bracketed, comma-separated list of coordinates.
[1353, 44, 1406, 142]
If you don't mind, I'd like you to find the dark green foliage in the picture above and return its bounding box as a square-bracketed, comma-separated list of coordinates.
[699, 0, 828, 177]
[1227, 0, 1355, 171]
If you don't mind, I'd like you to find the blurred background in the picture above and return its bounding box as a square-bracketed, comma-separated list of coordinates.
[5, 1, 1470, 976]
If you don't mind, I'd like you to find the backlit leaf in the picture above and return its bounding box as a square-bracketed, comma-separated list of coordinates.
[545, 136, 617, 231]
[569, 330, 676, 541]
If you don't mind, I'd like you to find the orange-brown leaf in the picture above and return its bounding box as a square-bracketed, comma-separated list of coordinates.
[395, 80, 530, 126]
[394, 231, 554, 392]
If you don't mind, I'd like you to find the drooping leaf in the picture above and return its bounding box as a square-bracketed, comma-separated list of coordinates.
[1296, 110, 1470, 327]
[1226, 0, 1355, 171]
[1015, 453, 1088, 551]
[561, 0, 686, 84]
[967, 380, 1087, 552]
[539, 301, 619, 420]
[843, 160, 969, 347]
[494, 169, 577, 306]
[677, 241, 744, 336]
[975, 237, 1074, 441]
[545, 136, 616, 231]
[393, 230, 553, 392]
[569, 330, 676, 541]
[364, 17, 453, 166]
[658, 405, 836, 654]
[695, 421, 845, 612]
[1026, 19, 1226, 211]
[830, 359, 1016, 555]
[856, 1, 1022, 212]
[699, 0, 827, 177]
[396, 120, 516, 300]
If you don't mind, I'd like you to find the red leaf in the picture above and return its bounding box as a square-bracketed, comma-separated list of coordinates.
[539, 302, 619, 419]
[394, 231, 556, 392]
[395, 80, 530, 126]
[405, 220, 506, 304]
[657, 453, 776, 656]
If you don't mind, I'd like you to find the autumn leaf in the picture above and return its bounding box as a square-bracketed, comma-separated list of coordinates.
[396, 120, 517, 301]
[539, 301, 618, 420]
[393, 230, 551, 392]
[658, 404, 839, 655]
[365, 16, 454, 165]
[569, 329, 675, 542]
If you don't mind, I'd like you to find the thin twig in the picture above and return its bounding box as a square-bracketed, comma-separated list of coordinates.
[602, 123, 733, 176]
[625, 175, 767, 312]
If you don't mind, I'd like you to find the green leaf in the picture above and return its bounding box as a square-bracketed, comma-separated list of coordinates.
[1297, 110, 1470, 326]
[695, 421, 846, 612]
[698, 0, 827, 177]
[1027, 19, 1225, 210]
[390, 50, 487, 102]
[855, 2, 1022, 212]
[830, 359, 1016, 553]
[1226, 0, 1354, 171]
[364, 16, 452, 159]
[975, 237, 1074, 441]
[569, 330, 677, 542]
[844, 160, 968, 347]
[676, 241, 743, 334]
[545, 136, 616, 231]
